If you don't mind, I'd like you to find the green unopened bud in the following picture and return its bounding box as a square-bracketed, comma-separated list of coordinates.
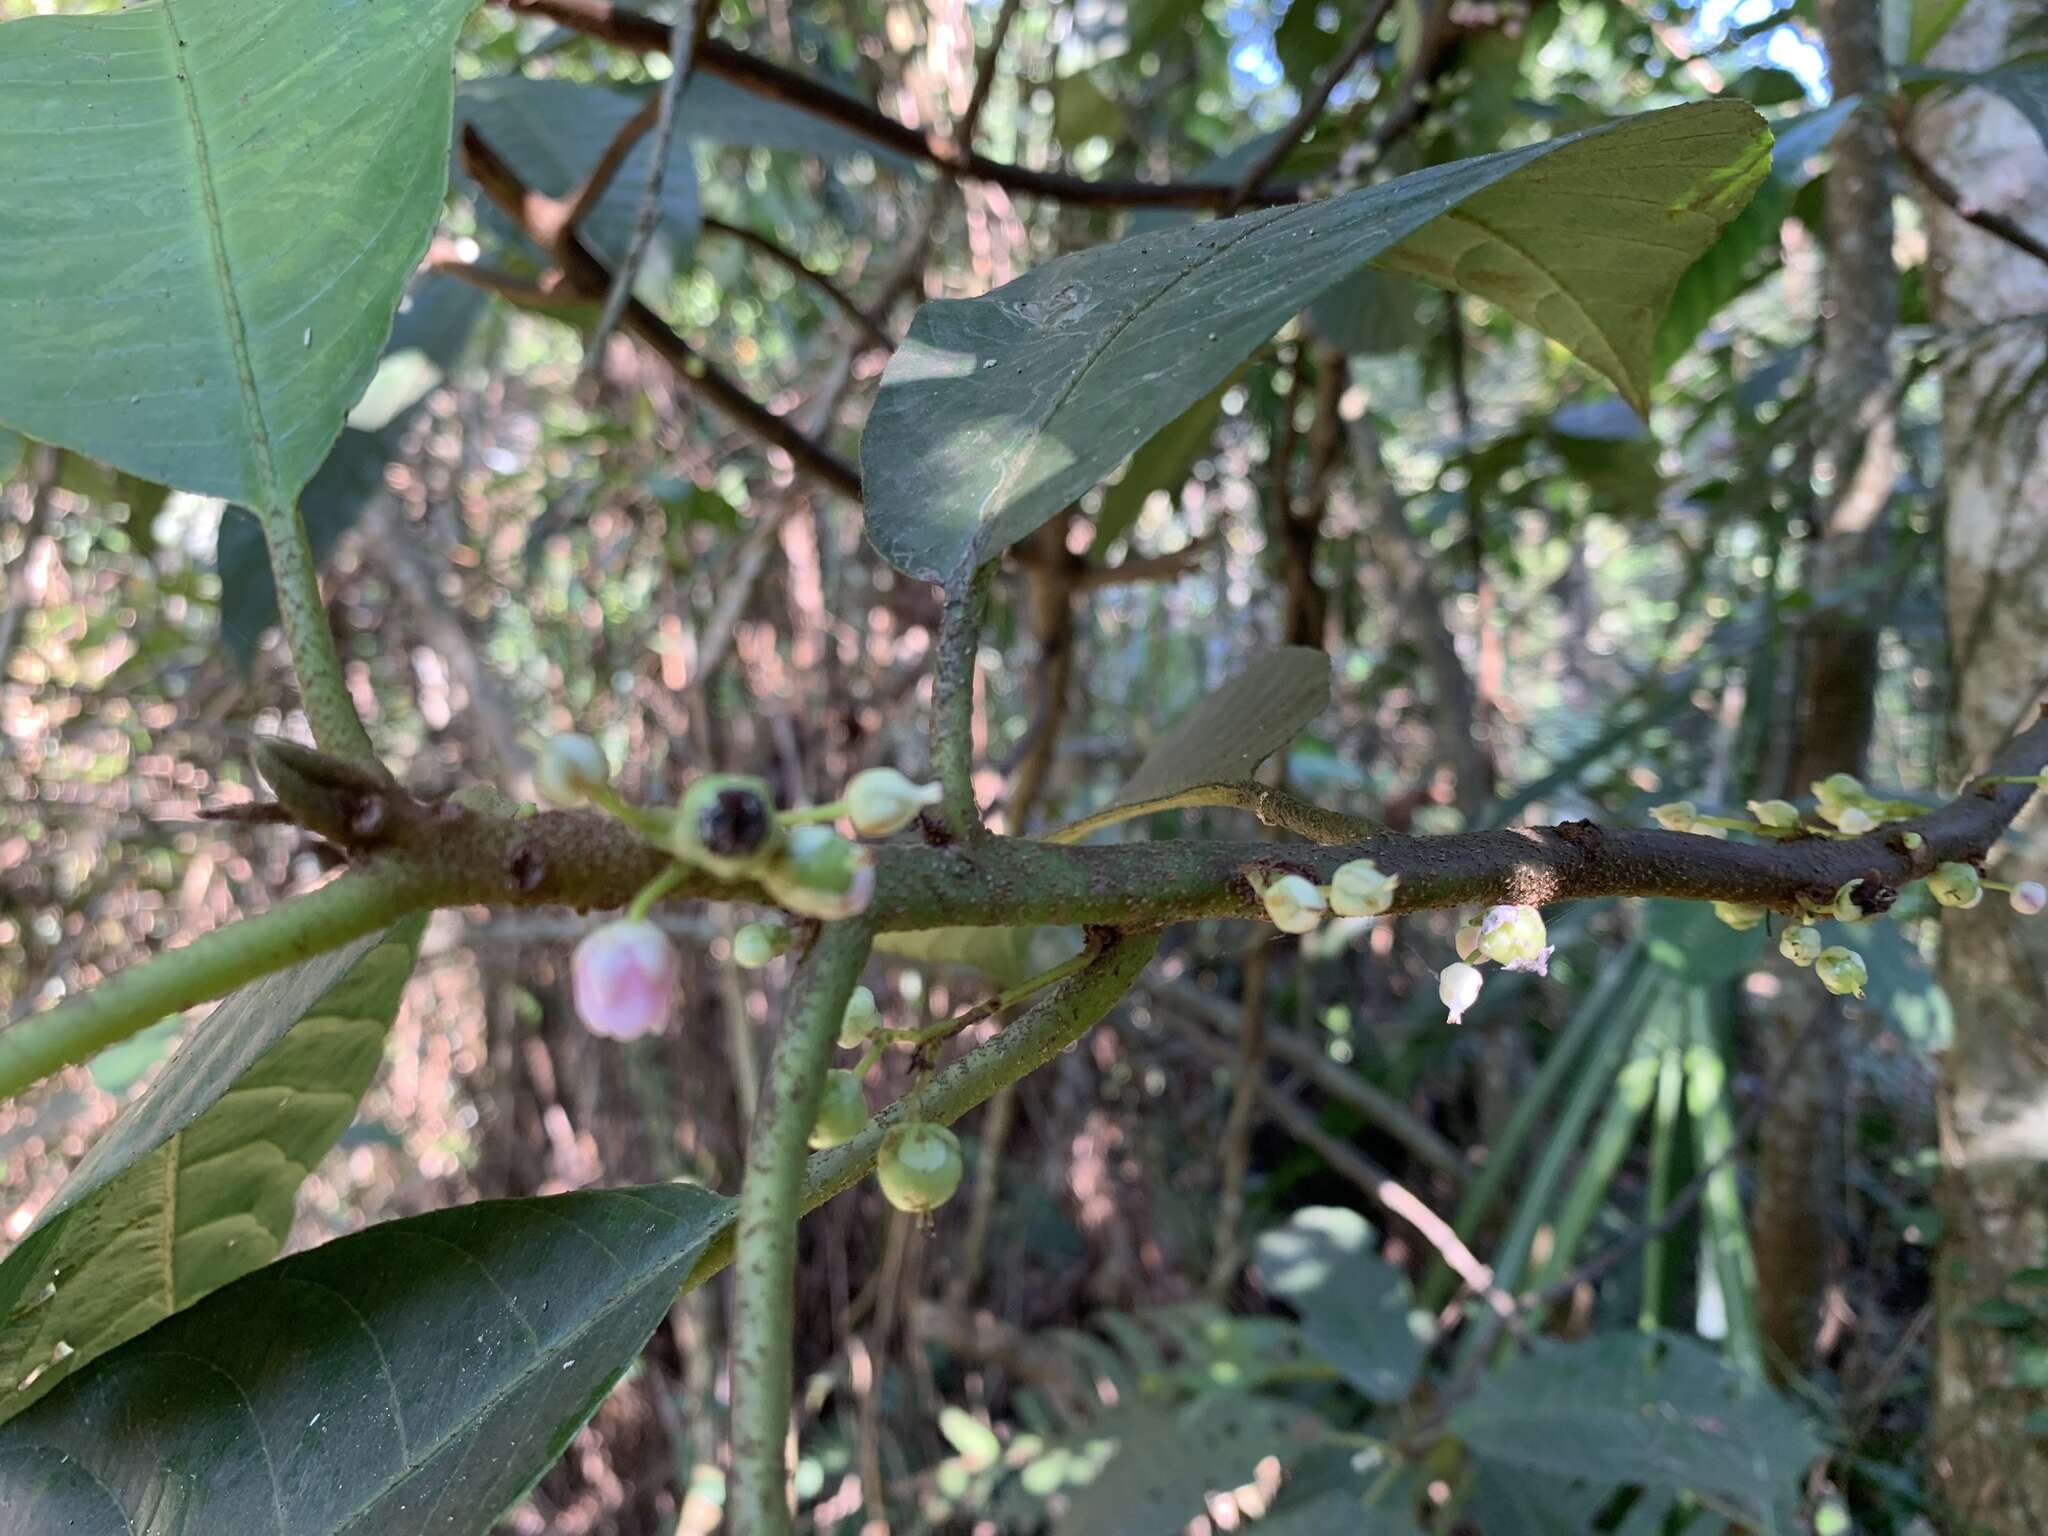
[764, 825, 877, 920]
[1779, 925, 1823, 966]
[844, 767, 943, 837]
[839, 984, 880, 1049]
[809, 1069, 868, 1150]
[1813, 773, 1865, 808]
[1821, 802, 1878, 835]
[1259, 873, 1327, 933]
[1712, 901, 1767, 932]
[1928, 861, 1984, 910]
[674, 774, 782, 876]
[1328, 858, 1399, 917]
[732, 922, 787, 969]
[1901, 831, 1924, 850]
[1650, 801, 1698, 832]
[1815, 946, 1867, 998]
[536, 733, 609, 807]
[877, 1123, 965, 1213]
[1747, 799, 1800, 830]
[1477, 905, 1550, 973]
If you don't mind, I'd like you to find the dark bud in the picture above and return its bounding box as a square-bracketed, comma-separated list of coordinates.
[698, 786, 772, 860]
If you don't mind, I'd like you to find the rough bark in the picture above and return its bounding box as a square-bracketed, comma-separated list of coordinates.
[1751, 0, 1897, 1386]
[1916, 0, 2048, 1523]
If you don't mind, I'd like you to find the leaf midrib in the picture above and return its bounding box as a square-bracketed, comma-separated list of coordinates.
[160, 0, 284, 518]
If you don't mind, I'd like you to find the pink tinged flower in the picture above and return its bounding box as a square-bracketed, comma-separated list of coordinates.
[2012, 881, 2047, 917]
[1440, 962, 1483, 1025]
[572, 919, 681, 1039]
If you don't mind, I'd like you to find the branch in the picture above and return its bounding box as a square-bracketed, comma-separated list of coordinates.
[728, 918, 875, 1536]
[684, 929, 1160, 1288]
[1894, 118, 2048, 272]
[262, 502, 376, 763]
[501, 0, 1302, 208]
[928, 562, 994, 841]
[702, 217, 890, 347]
[559, 90, 660, 236]
[460, 126, 863, 500]
[585, 0, 705, 367]
[1224, 0, 1396, 213]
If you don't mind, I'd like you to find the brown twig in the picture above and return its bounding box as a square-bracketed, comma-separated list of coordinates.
[957, 0, 1024, 151]
[1894, 118, 2048, 271]
[560, 91, 661, 236]
[701, 217, 891, 347]
[460, 125, 863, 499]
[585, 0, 706, 369]
[1225, 0, 1397, 213]
[502, 0, 1304, 208]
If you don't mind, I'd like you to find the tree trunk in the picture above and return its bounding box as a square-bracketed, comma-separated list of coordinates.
[1915, 0, 2048, 1524]
[1751, 0, 1898, 1386]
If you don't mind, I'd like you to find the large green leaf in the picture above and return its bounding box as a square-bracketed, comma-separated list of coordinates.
[861, 103, 1767, 585]
[1255, 1207, 1427, 1403]
[1449, 1332, 1819, 1534]
[1118, 646, 1329, 805]
[0, 1182, 733, 1536]
[0, 921, 421, 1423]
[1090, 374, 1235, 558]
[0, 0, 477, 517]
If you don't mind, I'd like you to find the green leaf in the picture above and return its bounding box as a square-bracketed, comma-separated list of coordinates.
[1255, 1207, 1427, 1403]
[1114, 647, 1331, 809]
[0, 1183, 733, 1535]
[0, 921, 421, 1423]
[1908, 0, 1970, 61]
[1642, 898, 1763, 986]
[457, 79, 703, 268]
[1916, 55, 2048, 150]
[1091, 376, 1234, 557]
[1240, 1492, 1422, 1535]
[215, 274, 490, 667]
[677, 70, 919, 168]
[1464, 1463, 1613, 1536]
[1052, 70, 1124, 143]
[0, 0, 478, 516]
[1450, 1332, 1820, 1535]
[861, 103, 1767, 583]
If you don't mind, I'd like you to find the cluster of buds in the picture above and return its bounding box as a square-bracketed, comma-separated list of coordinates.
[1250, 858, 1400, 934]
[1775, 924, 1866, 996]
[1438, 903, 1551, 1025]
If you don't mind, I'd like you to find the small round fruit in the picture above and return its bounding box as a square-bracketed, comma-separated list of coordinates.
[809, 1070, 868, 1150]
[876, 1123, 964, 1213]
[675, 774, 780, 875]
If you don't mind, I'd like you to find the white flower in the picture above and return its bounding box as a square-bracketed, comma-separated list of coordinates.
[1928, 861, 1984, 910]
[844, 767, 943, 837]
[571, 920, 680, 1039]
[1454, 918, 1481, 961]
[1748, 799, 1800, 830]
[1815, 946, 1867, 998]
[1328, 858, 1399, 918]
[535, 733, 609, 807]
[1779, 926, 1823, 966]
[1477, 905, 1549, 973]
[2011, 881, 2046, 917]
[1439, 962, 1483, 1025]
[1261, 874, 1328, 934]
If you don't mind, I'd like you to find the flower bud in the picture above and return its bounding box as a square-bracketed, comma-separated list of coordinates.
[1928, 861, 1984, 910]
[765, 826, 877, 920]
[1650, 801, 1698, 832]
[1823, 803, 1878, 835]
[839, 984, 880, 1049]
[2011, 881, 2046, 917]
[674, 774, 781, 876]
[1439, 962, 1483, 1025]
[1478, 904, 1549, 974]
[1813, 773, 1865, 809]
[732, 923, 786, 970]
[1828, 880, 1866, 923]
[1815, 945, 1867, 998]
[844, 767, 943, 838]
[1328, 858, 1399, 918]
[877, 1123, 965, 1213]
[1260, 873, 1327, 933]
[1779, 925, 1823, 967]
[535, 733, 609, 807]
[1747, 799, 1800, 830]
[1712, 902, 1766, 932]
[1454, 918, 1481, 961]
[571, 919, 681, 1040]
[809, 1069, 868, 1150]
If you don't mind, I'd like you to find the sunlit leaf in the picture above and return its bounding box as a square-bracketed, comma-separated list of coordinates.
[1255, 1207, 1427, 1403]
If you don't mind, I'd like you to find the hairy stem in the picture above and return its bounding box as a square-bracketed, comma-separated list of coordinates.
[930, 562, 995, 840]
[1046, 781, 1382, 845]
[0, 869, 426, 1100]
[261, 501, 375, 763]
[728, 918, 876, 1536]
